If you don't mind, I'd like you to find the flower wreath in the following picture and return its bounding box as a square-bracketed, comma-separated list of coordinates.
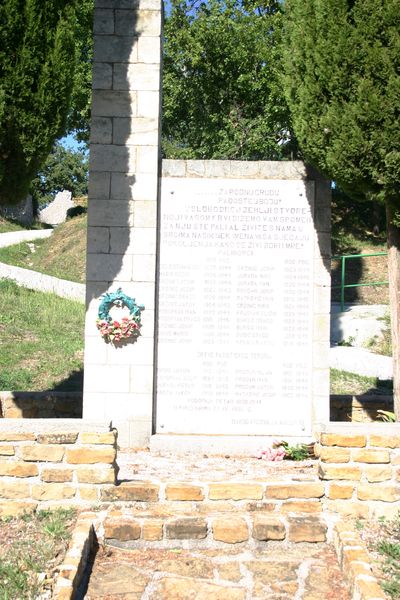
[96, 288, 145, 343]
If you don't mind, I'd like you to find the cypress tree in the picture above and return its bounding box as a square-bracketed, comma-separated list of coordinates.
[281, 0, 400, 418]
[0, 0, 77, 205]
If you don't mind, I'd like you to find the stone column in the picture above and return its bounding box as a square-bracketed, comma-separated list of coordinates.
[83, 0, 162, 447]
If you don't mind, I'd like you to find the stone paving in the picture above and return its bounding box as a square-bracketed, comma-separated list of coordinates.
[85, 542, 350, 599]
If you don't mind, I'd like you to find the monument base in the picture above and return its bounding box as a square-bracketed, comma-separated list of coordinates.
[150, 434, 314, 456]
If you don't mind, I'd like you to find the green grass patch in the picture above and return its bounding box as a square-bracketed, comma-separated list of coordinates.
[0, 216, 47, 234]
[330, 368, 393, 395]
[0, 508, 76, 599]
[0, 280, 84, 391]
[0, 214, 87, 283]
[373, 513, 400, 598]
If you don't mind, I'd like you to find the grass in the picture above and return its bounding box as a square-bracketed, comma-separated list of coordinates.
[0, 508, 76, 600]
[0, 279, 84, 391]
[330, 368, 393, 395]
[360, 512, 400, 598]
[0, 214, 87, 283]
[0, 216, 47, 234]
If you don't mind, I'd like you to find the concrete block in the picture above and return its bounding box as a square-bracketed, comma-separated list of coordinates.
[90, 117, 112, 144]
[96, 0, 161, 8]
[87, 226, 110, 254]
[92, 90, 137, 117]
[136, 146, 159, 173]
[162, 159, 185, 177]
[132, 253, 156, 282]
[90, 144, 136, 172]
[204, 160, 231, 178]
[110, 225, 157, 255]
[84, 336, 108, 365]
[94, 35, 137, 63]
[313, 313, 330, 342]
[185, 160, 205, 177]
[111, 172, 158, 200]
[134, 200, 157, 227]
[313, 342, 330, 369]
[113, 117, 159, 145]
[84, 365, 131, 393]
[81, 392, 107, 419]
[86, 253, 133, 282]
[92, 63, 113, 90]
[229, 161, 259, 177]
[313, 368, 330, 396]
[88, 172, 111, 200]
[137, 36, 161, 63]
[137, 91, 160, 118]
[93, 9, 114, 34]
[130, 364, 154, 393]
[88, 200, 134, 227]
[107, 336, 154, 366]
[115, 9, 161, 36]
[114, 63, 160, 91]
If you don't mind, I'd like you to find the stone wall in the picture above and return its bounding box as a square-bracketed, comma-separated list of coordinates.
[0, 392, 82, 419]
[316, 423, 400, 518]
[0, 420, 117, 516]
[330, 395, 393, 422]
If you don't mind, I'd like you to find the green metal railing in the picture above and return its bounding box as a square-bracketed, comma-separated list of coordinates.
[331, 252, 388, 311]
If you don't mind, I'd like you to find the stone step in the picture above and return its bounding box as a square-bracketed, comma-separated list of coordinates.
[103, 507, 328, 547]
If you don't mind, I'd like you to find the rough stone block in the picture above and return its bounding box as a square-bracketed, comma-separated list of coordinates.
[209, 483, 263, 501]
[0, 481, 30, 499]
[281, 501, 322, 513]
[37, 433, 78, 445]
[41, 468, 73, 483]
[104, 517, 141, 541]
[0, 433, 35, 442]
[370, 434, 400, 448]
[354, 577, 387, 600]
[0, 462, 38, 477]
[80, 432, 116, 445]
[66, 447, 116, 465]
[364, 466, 392, 482]
[318, 464, 361, 480]
[76, 466, 116, 484]
[31, 484, 76, 501]
[100, 482, 159, 502]
[357, 484, 400, 502]
[319, 447, 351, 463]
[325, 499, 369, 518]
[0, 445, 15, 456]
[265, 483, 324, 499]
[79, 487, 99, 502]
[327, 483, 354, 500]
[21, 445, 65, 462]
[212, 516, 248, 544]
[142, 519, 163, 540]
[0, 501, 37, 517]
[320, 433, 366, 448]
[352, 449, 390, 464]
[252, 515, 286, 541]
[165, 484, 204, 501]
[287, 517, 327, 543]
[165, 517, 207, 540]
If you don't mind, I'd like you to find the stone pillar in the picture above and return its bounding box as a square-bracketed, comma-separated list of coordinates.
[83, 0, 162, 447]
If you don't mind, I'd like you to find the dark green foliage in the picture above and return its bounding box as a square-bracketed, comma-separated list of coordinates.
[280, 441, 310, 461]
[0, 0, 78, 205]
[163, 0, 295, 160]
[281, 0, 400, 207]
[30, 142, 88, 207]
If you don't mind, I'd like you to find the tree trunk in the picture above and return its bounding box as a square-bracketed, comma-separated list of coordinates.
[386, 203, 400, 421]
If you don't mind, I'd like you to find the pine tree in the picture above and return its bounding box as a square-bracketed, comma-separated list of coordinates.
[0, 0, 78, 205]
[281, 0, 400, 418]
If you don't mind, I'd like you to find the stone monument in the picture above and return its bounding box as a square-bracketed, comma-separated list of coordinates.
[83, 0, 331, 450]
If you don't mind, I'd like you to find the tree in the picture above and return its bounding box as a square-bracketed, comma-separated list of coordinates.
[0, 0, 78, 206]
[30, 143, 88, 208]
[281, 0, 400, 418]
[163, 0, 295, 160]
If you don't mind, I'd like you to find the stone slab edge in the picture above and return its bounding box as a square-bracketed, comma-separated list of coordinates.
[0, 419, 111, 434]
[333, 520, 386, 600]
[0, 261, 85, 302]
[53, 511, 101, 600]
[0, 229, 53, 249]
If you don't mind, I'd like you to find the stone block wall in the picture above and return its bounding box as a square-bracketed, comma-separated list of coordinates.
[0, 421, 118, 516]
[0, 392, 82, 419]
[83, 0, 162, 447]
[316, 423, 400, 518]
